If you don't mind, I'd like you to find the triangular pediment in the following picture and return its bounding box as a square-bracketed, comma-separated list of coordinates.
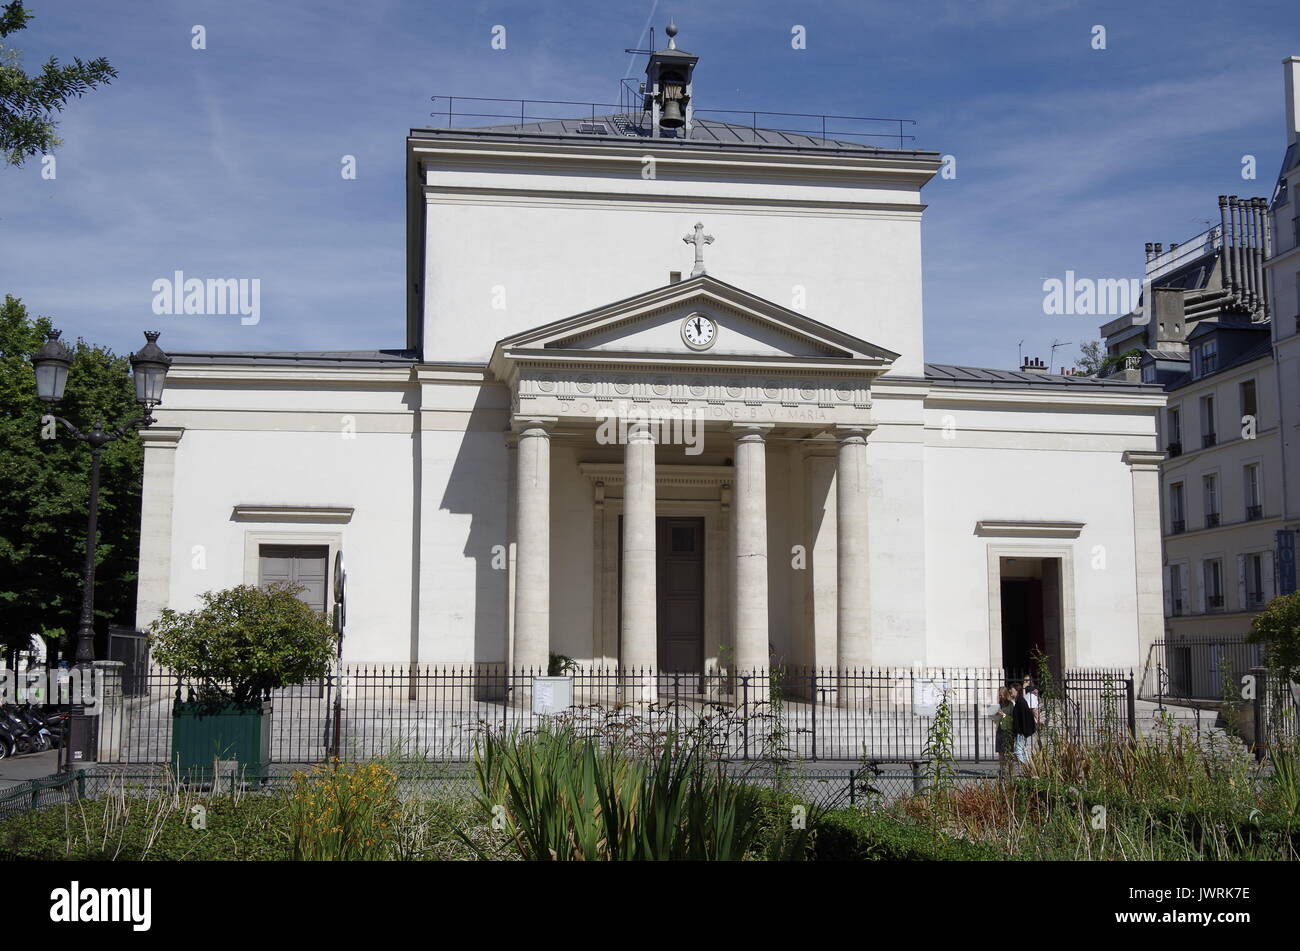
[489, 276, 898, 378]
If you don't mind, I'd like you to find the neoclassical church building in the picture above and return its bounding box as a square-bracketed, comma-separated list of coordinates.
[136, 29, 1166, 676]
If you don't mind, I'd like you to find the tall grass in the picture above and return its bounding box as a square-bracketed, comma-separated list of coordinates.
[467, 722, 811, 860]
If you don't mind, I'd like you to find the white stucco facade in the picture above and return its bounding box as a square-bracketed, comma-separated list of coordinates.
[135, 110, 1166, 675]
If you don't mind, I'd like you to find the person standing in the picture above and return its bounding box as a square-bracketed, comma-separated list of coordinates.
[992, 684, 1016, 774]
[1012, 682, 1037, 765]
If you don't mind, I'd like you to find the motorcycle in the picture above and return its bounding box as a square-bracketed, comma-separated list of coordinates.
[8, 703, 64, 751]
[0, 704, 47, 755]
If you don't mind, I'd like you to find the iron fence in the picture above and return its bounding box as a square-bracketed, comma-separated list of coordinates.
[1142, 635, 1265, 702]
[92, 665, 1135, 765]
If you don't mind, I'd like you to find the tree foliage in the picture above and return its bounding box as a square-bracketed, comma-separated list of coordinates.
[1075, 340, 1105, 376]
[0, 294, 142, 661]
[0, 1, 117, 166]
[149, 584, 337, 706]
[1249, 592, 1300, 684]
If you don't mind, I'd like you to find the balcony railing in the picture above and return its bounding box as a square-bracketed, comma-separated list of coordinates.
[1171, 599, 1184, 616]
[1208, 595, 1225, 610]
[1202, 432, 1217, 449]
[1246, 591, 1266, 608]
[1247, 504, 1263, 521]
[1171, 519, 1186, 535]
[1167, 441, 1182, 457]
[1205, 512, 1221, 528]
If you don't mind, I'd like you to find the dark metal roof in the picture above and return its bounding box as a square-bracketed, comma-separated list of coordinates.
[411, 115, 936, 158]
[170, 349, 419, 368]
[1165, 337, 1273, 392]
[923, 363, 1158, 391]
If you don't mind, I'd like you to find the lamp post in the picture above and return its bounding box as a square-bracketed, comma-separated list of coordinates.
[32, 329, 171, 767]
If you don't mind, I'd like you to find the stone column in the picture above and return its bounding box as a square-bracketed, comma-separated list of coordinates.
[513, 419, 553, 672]
[134, 427, 184, 632]
[733, 424, 772, 683]
[836, 425, 874, 684]
[1123, 450, 1167, 691]
[621, 423, 657, 683]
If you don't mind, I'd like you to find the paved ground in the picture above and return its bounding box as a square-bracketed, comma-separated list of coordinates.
[0, 750, 60, 790]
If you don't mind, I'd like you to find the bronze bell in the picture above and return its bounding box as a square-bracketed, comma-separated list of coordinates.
[660, 98, 685, 128]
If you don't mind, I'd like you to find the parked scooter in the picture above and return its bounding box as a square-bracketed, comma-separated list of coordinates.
[0, 704, 47, 754]
[0, 715, 16, 759]
[6, 704, 64, 751]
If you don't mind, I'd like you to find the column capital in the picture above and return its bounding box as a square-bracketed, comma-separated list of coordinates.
[1122, 449, 1167, 471]
[512, 416, 557, 436]
[732, 422, 774, 442]
[833, 423, 876, 444]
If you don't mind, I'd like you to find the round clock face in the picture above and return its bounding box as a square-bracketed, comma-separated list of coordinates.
[682, 313, 716, 350]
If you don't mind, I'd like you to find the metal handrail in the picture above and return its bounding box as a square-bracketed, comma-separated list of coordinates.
[427, 94, 918, 148]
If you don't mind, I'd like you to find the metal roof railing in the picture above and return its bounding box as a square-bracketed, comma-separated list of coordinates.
[426, 94, 918, 150]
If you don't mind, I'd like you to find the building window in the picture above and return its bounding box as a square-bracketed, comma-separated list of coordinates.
[258, 545, 329, 613]
[1245, 464, 1262, 520]
[1169, 482, 1185, 534]
[1193, 339, 1218, 378]
[1167, 406, 1182, 455]
[1200, 394, 1216, 448]
[1245, 552, 1265, 608]
[1203, 473, 1219, 528]
[1204, 558, 1224, 611]
[1240, 379, 1257, 423]
[1169, 563, 1184, 616]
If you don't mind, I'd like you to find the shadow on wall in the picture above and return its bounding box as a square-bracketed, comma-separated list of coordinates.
[436, 384, 511, 668]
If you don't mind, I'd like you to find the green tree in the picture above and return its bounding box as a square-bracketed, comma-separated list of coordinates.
[0, 1, 117, 166]
[149, 584, 338, 706]
[0, 294, 142, 665]
[1076, 340, 1105, 376]
[1249, 591, 1300, 684]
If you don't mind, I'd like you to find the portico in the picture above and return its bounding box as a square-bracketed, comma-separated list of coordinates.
[487, 273, 895, 677]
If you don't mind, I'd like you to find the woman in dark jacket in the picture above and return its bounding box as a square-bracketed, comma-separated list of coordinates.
[992, 685, 1016, 774]
[1012, 684, 1037, 765]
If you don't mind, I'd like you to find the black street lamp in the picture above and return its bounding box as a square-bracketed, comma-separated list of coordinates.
[32, 329, 171, 766]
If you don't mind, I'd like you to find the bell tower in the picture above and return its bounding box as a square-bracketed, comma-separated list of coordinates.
[644, 22, 699, 137]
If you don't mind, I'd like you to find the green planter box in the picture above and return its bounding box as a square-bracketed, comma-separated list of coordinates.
[171, 701, 271, 778]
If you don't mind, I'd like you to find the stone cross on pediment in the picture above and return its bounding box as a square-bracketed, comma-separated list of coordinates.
[682, 222, 714, 278]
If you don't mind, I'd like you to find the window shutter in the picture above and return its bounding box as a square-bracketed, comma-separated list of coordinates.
[1237, 555, 1247, 612]
[1180, 568, 1190, 616]
[1163, 568, 1174, 617]
[1264, 550, 1276, 603]
[1197, 559, 1207, 614]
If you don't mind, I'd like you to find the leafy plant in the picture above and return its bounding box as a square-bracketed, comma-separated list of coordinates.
[547, 652, 577, 677]
[288, 760, 401, 861]
[922, 688, 957, 807]
[1249, 591, 1300, 685]
[149, 583, 336, 706]
[468, 723, 775, 860]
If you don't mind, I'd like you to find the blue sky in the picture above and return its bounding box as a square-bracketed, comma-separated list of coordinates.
[1, 0, 1297, 371]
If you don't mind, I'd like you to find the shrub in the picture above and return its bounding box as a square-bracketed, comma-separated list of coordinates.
[470, 723, 785, 860]
[1250, 591, 1300, 684]
[811, 808, 1000, 861]
[149, 583, 336, 705]
[288, 760, 402, 861]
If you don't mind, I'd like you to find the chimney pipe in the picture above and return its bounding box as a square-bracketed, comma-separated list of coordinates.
[1218, 195, 1234, 296]
[1284, 56, 1300, 148]
[1021, 356, 1048, 374]
[1255, 197, 1272, 318]
[1242, 197, 1258, 312]
[1229, 197, 1244, 306]
[1144, 242, 1154, 263]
